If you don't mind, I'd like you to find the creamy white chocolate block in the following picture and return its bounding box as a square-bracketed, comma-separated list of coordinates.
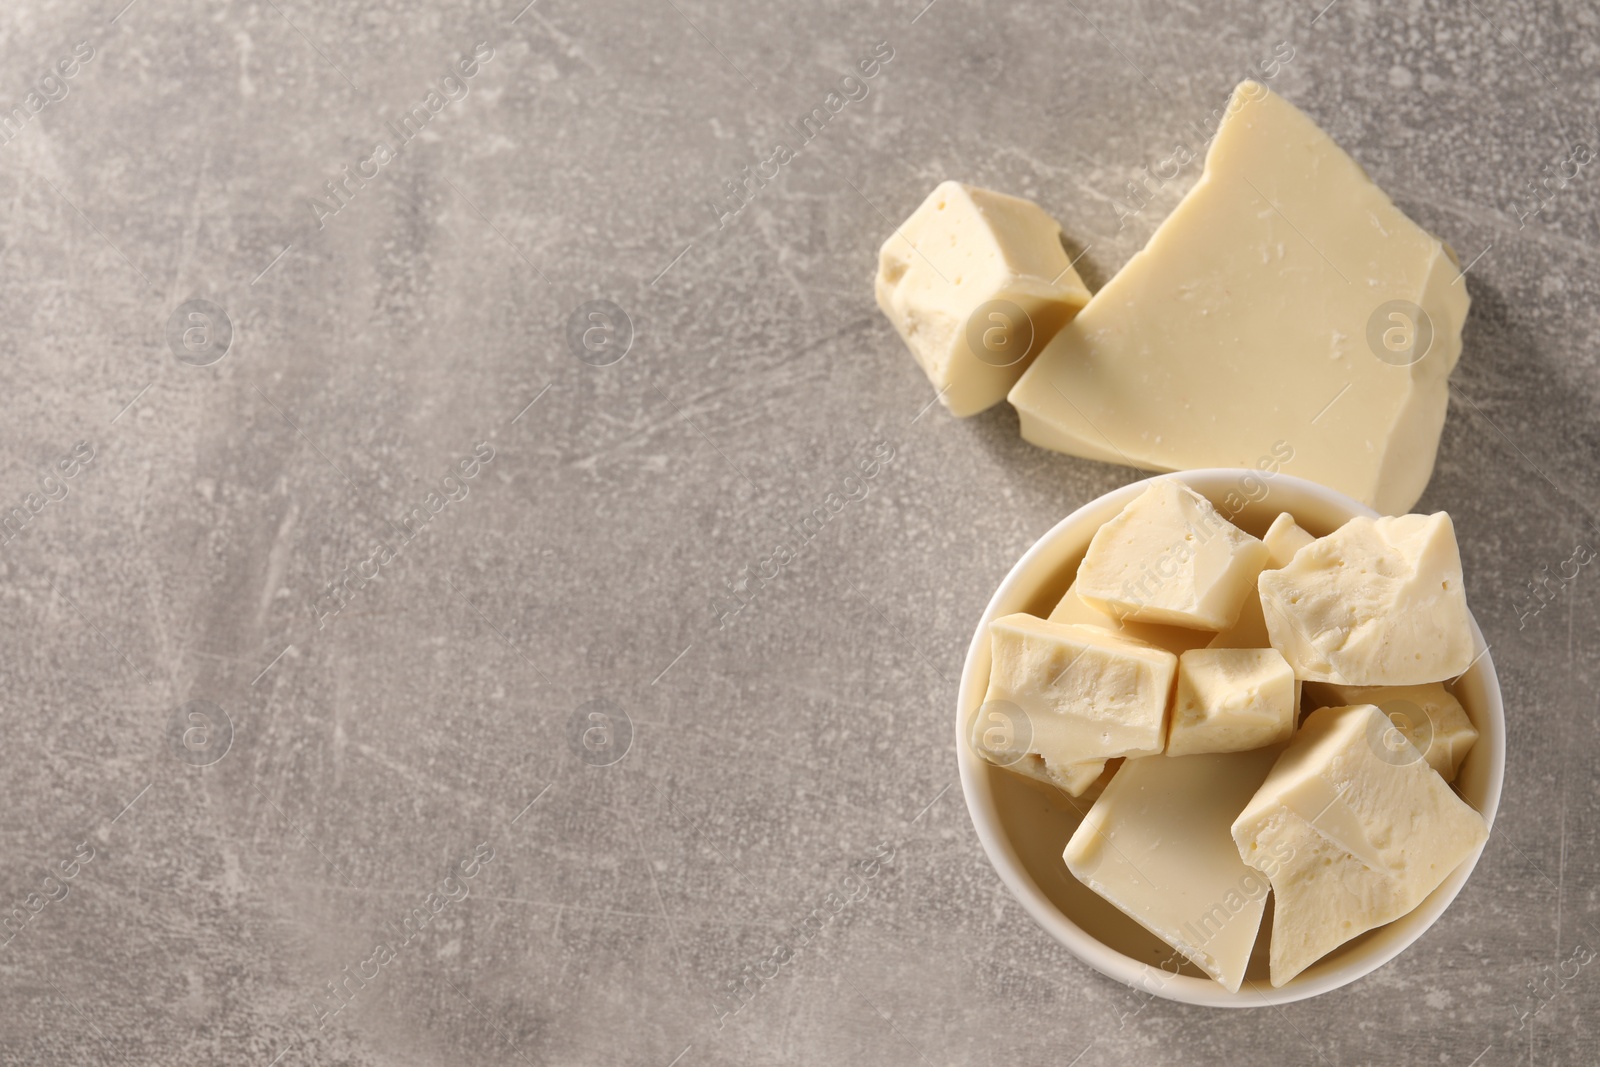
[965, 736, 1113, 800]
[976, 615, 1177, 791]
[1204, 599, 1271, 652]
[1168, 648, 1297, 756]
[1262, 512, 1315, 568]
[1049, 579, 1217, 653]
[1007, 82, 1469, 514]
[1066, 746, 1284, 992]
[1232, 703, 1489, 986]
[1301, 681, 1478, 780]
[1045, 577, 1213, 787]
[1259, 513, 1475, 685]
[875, 181, 1091, 417]
[1043, 754, 1115, 799]
[1076, 480, 1269, 631]
[1209, 512, 1314, 651]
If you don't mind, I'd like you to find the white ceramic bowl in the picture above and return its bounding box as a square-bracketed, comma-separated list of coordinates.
[956, 469, 1505, 1007]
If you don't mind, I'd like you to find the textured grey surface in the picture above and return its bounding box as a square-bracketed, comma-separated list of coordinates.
[0, 0, 1596, 1064]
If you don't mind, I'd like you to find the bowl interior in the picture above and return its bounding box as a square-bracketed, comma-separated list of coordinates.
[956, 469, 1506, 1007]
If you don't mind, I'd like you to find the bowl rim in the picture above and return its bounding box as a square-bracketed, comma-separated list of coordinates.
[955, 468, 1506, 1007]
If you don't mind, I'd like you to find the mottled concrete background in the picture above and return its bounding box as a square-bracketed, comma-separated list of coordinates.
[0, 0, 1595, 1063]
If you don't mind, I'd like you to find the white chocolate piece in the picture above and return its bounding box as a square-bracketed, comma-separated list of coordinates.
[975, 615, 1177, 790]
[1232, 703, 1488, 986]
[1065, 747, 1284, 992]
[1301, 681, 1478, 781]
[967, 742, 1113, 801]
[1259, 513, 1475, 685]
[875, 181, 1090, 417]
[1262, 512, 1315, 568]
[1205, 600, 1273, 653]
[1042, 754, 1115, 799]
[1076, 480, 1269, 631]
[1007, 82, 1469, 514]
[1049, 579, 1217, 654]
[1167, 649, 1297, 756]
[1209, 512, 1314, 651]
[1045, 578, 1213, 788]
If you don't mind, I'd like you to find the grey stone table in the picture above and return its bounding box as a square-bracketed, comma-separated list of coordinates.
[1, 0, 1595, 1063]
